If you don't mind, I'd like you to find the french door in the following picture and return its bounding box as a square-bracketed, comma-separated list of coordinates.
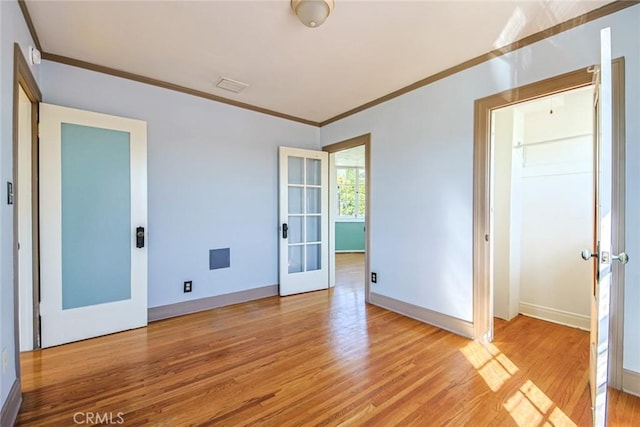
[278, 147, 329, 295]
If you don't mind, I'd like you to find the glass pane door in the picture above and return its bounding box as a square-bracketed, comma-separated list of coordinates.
[287, 157, 323, 273]
[279, 147, 329, 296]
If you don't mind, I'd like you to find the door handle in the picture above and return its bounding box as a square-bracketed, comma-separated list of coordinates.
[581, 249, 597, 260]
[282, 223, 288, 239]
[612, 252, 629, 264]
[136, 227, 145, 248]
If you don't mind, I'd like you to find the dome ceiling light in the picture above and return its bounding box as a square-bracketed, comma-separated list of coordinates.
[291, 0, 335, 28]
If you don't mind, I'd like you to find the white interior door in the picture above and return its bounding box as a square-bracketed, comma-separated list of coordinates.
[583, 27, 625, 426]
[39, 103, 148, 348]
[279, 147, 329, 296]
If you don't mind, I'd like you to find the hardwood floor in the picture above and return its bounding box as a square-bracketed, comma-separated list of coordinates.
[17, 253, 640, 426]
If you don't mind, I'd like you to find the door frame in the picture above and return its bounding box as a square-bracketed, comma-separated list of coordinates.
[472, 60, 625, 388]
[12, 43, 42, 378]
[323, 133, 371, 303]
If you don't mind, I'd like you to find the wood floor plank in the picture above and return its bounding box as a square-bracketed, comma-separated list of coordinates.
[17, 253, 640, 426]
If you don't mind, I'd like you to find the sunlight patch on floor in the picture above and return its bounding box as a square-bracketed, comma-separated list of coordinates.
[504, 386, 545, 426]
[504, 380, 576, 427]
[461, 342, 577, 426]
[548, 407, 577, 426]
[460, 341, 518, 392]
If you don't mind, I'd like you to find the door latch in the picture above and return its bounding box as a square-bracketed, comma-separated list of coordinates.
[136, 227, 145, 248]
[612, 252, 629, 264]
[581, 249, 597, 260]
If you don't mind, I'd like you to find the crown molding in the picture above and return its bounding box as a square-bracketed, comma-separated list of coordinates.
[17, 0, 42, 51]
[19, 0, 638, 128]
[319, 0, 639, 126]
[41, 52, 320, 127]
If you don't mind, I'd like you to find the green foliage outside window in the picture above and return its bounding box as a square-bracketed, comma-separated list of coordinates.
[337, 167, 365, 218]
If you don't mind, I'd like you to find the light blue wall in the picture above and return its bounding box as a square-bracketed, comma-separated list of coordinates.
[41, 61, 321, 309]
[321, 5, 640, 372]
[335, 221, 365, 251]
[0, 0, 41, 407]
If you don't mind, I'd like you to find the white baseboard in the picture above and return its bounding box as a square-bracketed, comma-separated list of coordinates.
[335, 250, 365, 253]
[519, 302, 590, 331]
[623, 369, 640, 397]
[148, 284, 278, 322]
[370, 292, 474, 338]
[0, 379, 21, 427]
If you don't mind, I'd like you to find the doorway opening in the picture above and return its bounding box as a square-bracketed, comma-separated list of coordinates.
[13, 43, 42, 363]
[473, 59, 626, 390]
[323, 134, 371, 303]
[17, 84, 36, 352]
[491, 86, 594, 330]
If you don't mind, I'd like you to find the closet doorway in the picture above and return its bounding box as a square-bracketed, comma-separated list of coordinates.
[491, 86, 594, 329]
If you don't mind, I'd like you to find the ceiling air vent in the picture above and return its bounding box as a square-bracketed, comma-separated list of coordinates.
[216, 77, 249, 94]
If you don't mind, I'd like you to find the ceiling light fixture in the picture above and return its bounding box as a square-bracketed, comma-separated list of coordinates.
[291, 0, 335, 28]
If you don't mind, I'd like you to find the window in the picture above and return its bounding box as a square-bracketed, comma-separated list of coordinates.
[336, 167, 365, 218]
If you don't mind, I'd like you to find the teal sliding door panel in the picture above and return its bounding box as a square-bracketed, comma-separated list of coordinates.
[335, 221, 365, 251]
[61, 123, 131, 309]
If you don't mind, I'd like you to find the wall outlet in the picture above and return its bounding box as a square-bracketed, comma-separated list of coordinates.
[371, 272, 377, 283]
[2, 348, 8, 373]
[183, 281, 192, 293]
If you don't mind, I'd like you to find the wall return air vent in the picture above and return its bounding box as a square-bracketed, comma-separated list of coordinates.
[216, 77, 249, 93]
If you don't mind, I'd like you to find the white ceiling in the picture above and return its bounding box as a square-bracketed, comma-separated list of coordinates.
[25, 0, 611, 124]
[335, 145, 365, 167]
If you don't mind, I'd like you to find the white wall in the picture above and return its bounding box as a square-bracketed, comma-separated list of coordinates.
[518, 91, 593, 328]
[40, 62, 320, 309]
[494, 90, 593, 329]
[0, 0, 41, 408]
[320, 5, 640, 373]
[508, 112, 524, 321]
[492, 107, 525, 322]
[519, 148, 593, 323]
[492, 107, 520, 321]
